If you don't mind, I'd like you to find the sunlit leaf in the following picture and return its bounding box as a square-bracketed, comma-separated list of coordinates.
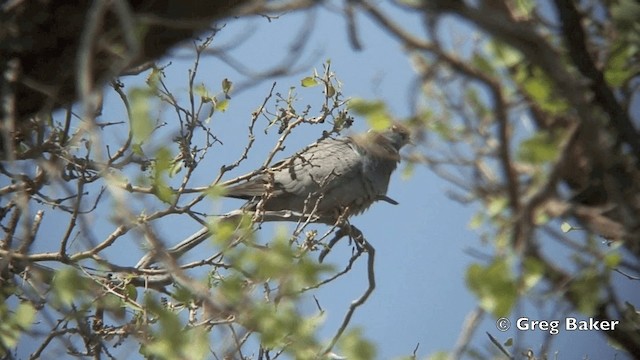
[611, 0, 640, 32]
[426, 352, 449, 360]
[488, 41, 522, 68]
[468, 212, 485, 230]
[471, 53, 495, 77]
[168, 159, 183, 177]
[146, 66, 162, 87]
[466, 259, 517, 317]
[517, 132, 560, 164]
[326, 83, 336, 97]
[515, 67, 569, 114]
[522, 257, 544, 291]
[487, 197, 508, 217]
[604, 252, 621, 268]
[216, 98, 230, 112]
[513, 0, 535, 19]
[605, 42, 636, 86]
[52, 268, 83, 307]
[338, 328, 377, 360]
[14, 302, 36, 330]
[401, 162, 414, 180]
[222, 78, 233, 97]
[129, 88, 154, 144]
[349, 99, 392, 130]
[569, 270, 603, 315]
[205, 184, 228, 198]
[301, 76, 319, 87]
[560, 221, 573, 233]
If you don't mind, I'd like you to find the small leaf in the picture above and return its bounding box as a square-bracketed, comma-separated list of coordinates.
[326, 84, 336, 97]
[488, 41, 523, 68]
[301, 76, 319, 87]
[14, 302, 36, 330]
[604, 252, 621, 268]
[129, 88, 154, 144]
[338, 328, 377, 360]
[222, 78, 233, 98]
[487, 197, 508, 217]
[146, 67, 162, 87]
[517, 132, 560, 164]
[216, 99, 230, 112]
[205, 184, 228, 198]
[468, 212, 485, 230]
[52, 268, 83, 306]
[466, 259, 517, 317]
[569, 270, 603, 315]
[349, 99, 391, 130]
[471, 53, 495, 76]
[169, 159, 183, 178]
[523, 257, 544, 291]
[513, 0, 535, 19]
[560, 221, 573, 233]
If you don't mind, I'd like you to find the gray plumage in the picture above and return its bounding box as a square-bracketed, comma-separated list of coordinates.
[135, 124, 410, 268]
[224, 124, 411, 223]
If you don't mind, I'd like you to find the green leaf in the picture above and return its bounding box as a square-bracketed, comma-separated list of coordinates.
[125, 284, 138, 302]
[427, 352, 450, 360]
[326, 84, 336, 97]
[168, 159, 183, 178]
[513, 0, 535, 19]
[151, 147, 175, 202]
[522, 257, 544, 291]
[301, 76, 319, 87]
[515, 67, 569, 114]
[154, 181, 174, 203]
[146, 66, 162, 87]
[14, 302, 36, 330]
[338, 328, 377, 360]
[205, 184, 228, 198]
[216, 98, 230, 112]
[468, 212, 485, 230]
[611, 0, 640, 32]
[605, 42, 637, 87]
[348, 98, 385, 116]
[569, 270, 603, 315]
[487, 197, 508, 217]
[488, 41, 523, 68]
[129, 88, 154, 144]
[560, 221, 573, 233]
[604, 252, 621, 268]
[517, 132, 560, 164]
[471, 53, 495, 77]
[401, 162, 414, 180]
[222, 78, 233, 97]
[194, 83, 213, 103]
[349, 99, 391, 130]
[52, 268, 83, 306]
[466, 259, 517, 317]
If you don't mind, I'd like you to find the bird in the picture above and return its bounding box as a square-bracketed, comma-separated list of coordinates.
[223, 123, 411, 224]
[135, 124, 410, 268]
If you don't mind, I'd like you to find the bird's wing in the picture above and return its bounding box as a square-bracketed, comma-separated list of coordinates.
[273, 137, 363, 196]
[224, 137, 366, 210]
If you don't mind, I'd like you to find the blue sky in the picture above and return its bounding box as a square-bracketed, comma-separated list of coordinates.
[11, 2, 637, 359]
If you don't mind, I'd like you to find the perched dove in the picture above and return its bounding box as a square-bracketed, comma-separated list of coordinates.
[135, 124, 410, 268]
[224, 124, 411, 223]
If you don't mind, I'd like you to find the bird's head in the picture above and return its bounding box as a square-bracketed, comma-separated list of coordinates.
[380, 123, 412, 151]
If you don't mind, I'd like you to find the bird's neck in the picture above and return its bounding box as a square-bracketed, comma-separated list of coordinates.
[350, 133, 401, 162]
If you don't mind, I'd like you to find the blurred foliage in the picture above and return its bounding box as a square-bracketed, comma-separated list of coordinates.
[2, 0, 640, 359]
